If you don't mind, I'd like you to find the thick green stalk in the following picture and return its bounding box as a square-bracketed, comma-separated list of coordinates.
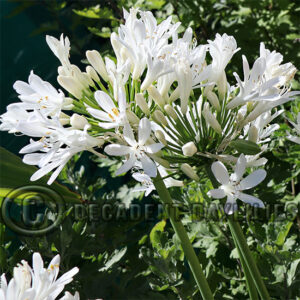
[230, 224, 259, 300]
[228, 219, 270, 300]
[153, 172, 214, 300]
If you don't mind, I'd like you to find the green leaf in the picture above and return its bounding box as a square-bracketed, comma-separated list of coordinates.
[99, 247, 127, 271]
[0, 147, 81, 204]
[73, 6, 115, 20]
[88, 27, 112, 38]
[229, 139, 261, 155]
[275, 221, 293, 246]
[287, 259, 300, 286]
[150, 220, 166, 250]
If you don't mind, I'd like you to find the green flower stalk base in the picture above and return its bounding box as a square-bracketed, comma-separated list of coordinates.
[228, 219, 270, 300]
[153, 172, 214, 300]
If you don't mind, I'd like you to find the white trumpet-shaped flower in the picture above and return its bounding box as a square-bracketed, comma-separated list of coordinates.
[12, 71, 73, 117]
[243, 109, 284, 144]
[86, 90, 127, 129]
[0, 252, 79, 300]
[46, 34, 71, 71]
[16, 111, 103, 185]
[0, 104, 33, 133]
[207, 154, 266, 214]
[104, 118, 164, 177]
[227, 44, 298, 111]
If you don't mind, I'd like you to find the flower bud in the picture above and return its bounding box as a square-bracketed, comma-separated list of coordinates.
[126, 111, 140, 124]
[164, 104, 177, 120]
[217, 71, 227, 100]
[248, 125, 258, 143]
[58, 76, 82, 99]
[155, 130, 167, 145]
[147, 85, 165, 108]
[169, 87, 179, 102]
[135, 93, 150, 115]
[71, 65, 90, 88]
[153, 110, 168, 126]
[236, 112, 244, 124]
[86, 50, 109, 82]
[62, 97, 74, 110]
[86, 66, 100, 83]
[59, 112, 70, 126]
[182, 142, 197, 157]
[181, 163, 199, 181]
[70, 113, 90, 129]
[202, 103, 222, 135]
[206, 91, 221, 111]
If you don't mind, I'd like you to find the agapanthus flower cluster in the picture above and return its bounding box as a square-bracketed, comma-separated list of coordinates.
[1, 8, 299, 213]
[0, 252, 79, 300]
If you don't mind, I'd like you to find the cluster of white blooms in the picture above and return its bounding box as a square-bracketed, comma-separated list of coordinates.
[1, 8, 299, 212]
[0, 252, 79, 300]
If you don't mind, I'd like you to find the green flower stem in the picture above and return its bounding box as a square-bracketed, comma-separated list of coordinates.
[230, 224, 259, 300]
[227, 219, 270, 300]
[205, 165, 269, 300]
[153, 172, 214, 300]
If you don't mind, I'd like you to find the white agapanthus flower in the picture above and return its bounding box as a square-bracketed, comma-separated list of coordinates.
[287, 112, 300, 144]
[243, 109, 284, 144]
[207, 154, 266, 214]
[13, 71, 73, 116]
[86, 90, 127, 129]
[206, 33, 240, 97]
[104, 118, 164, 177]
[114, 8, 180, 79]
[47, 34, 93, 99]
[16, 111, 103, 185]
[0, 252, 79, 300]
[0, 104, 33, 133]
[46, 34, 71, 71]
[227, 44, 299, 114]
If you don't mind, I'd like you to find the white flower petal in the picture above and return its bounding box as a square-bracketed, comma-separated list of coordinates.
[116, 155, 136, 175]
[145, 143, 164, 154]
[231, 154, 246, 182]
[30, 160, 62, 182]
[86, 107, 111, 122]
[104, 144, 131, 156]
[207, 188, 226, 199]
[123, 123, 136, 146]
[98, 122, 118, 129]
[94, 91, 115, 114]
[224, 195, 238, 215]
[33, 252, 44, 274]
[238, 193, 265, 208]
[239, 169, 266, 190]
[211, 161, 229, 185]
[23, 154, 45, 165]
[20, 141, 44, 154]
[138, 118, 151, 145]
[140, 155, 157, 177]
[132, 172, 151, 183]
[13, 80, 34, 95]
